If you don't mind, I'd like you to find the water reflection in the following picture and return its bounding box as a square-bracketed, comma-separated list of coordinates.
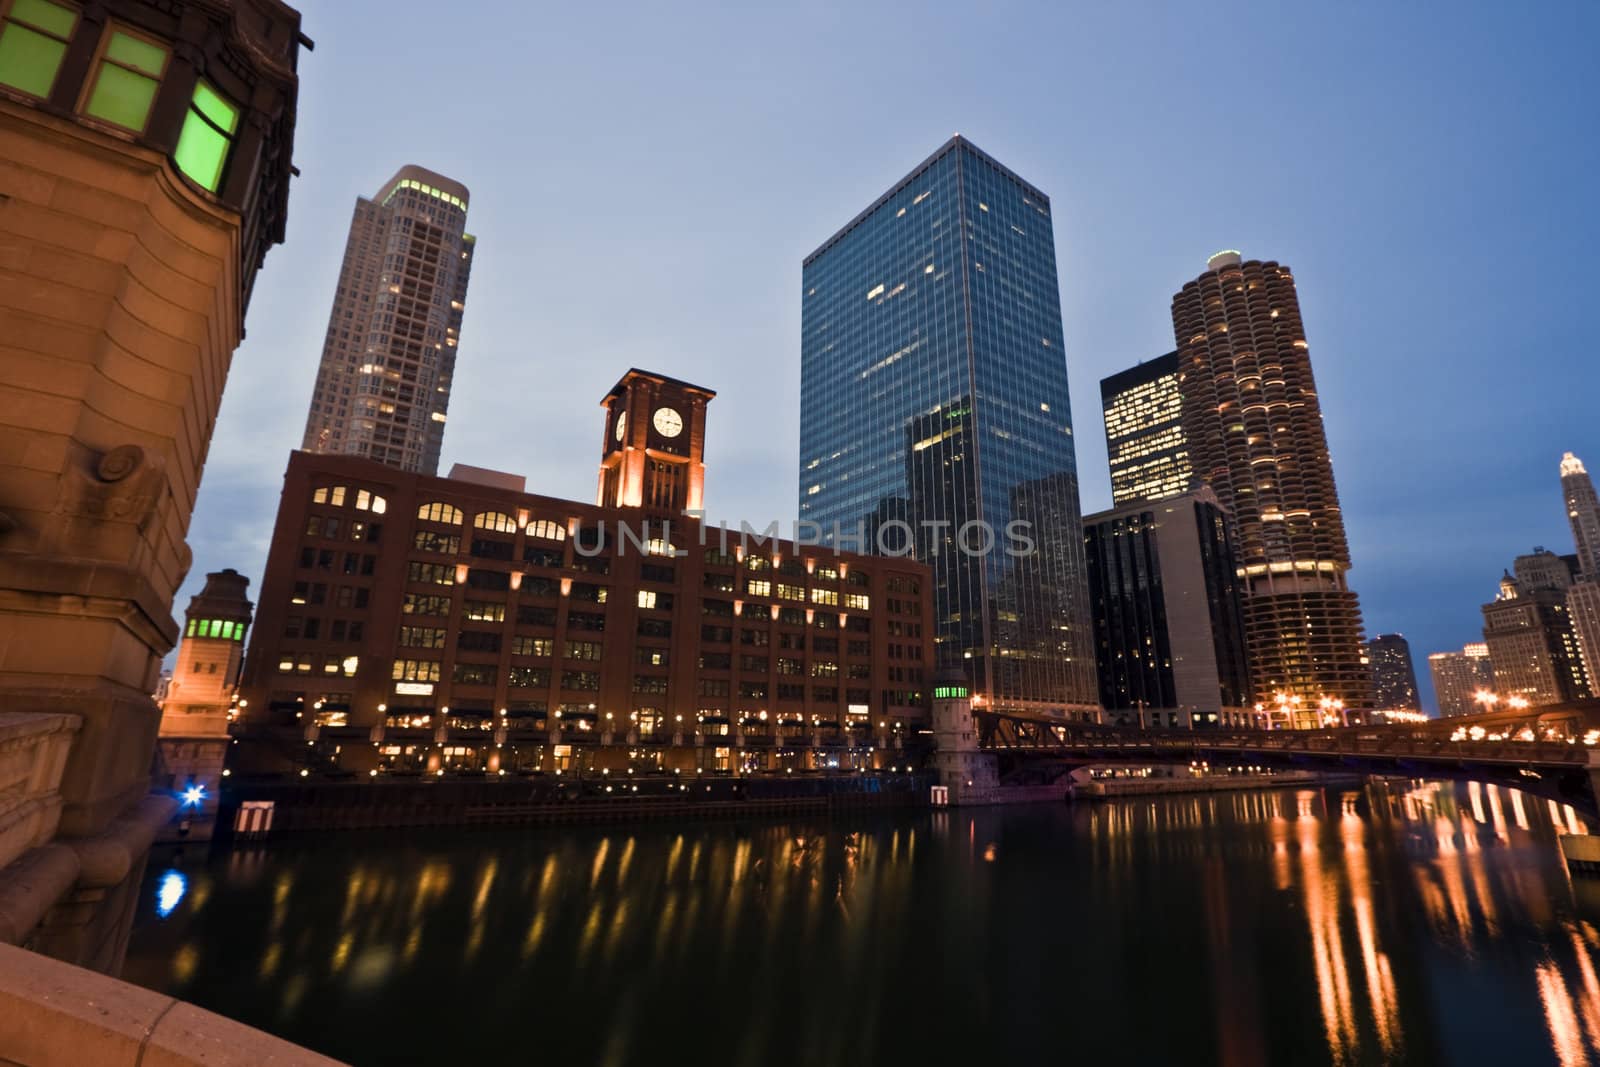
[127, 780, 1600, 1067]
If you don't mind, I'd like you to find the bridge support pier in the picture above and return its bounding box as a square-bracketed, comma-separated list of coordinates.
[929, 673, 1002, 805]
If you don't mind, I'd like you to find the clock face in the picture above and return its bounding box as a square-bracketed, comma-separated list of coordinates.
[614, 410, 626, 442]
[652, 406, 684, 438]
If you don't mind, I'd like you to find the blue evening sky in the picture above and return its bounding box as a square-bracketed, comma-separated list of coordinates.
[186, 0, 1599, 712]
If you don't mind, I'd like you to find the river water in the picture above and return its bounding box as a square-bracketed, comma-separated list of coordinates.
[123, 780, 1600, 1066]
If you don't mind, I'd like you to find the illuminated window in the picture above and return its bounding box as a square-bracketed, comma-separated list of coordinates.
[810, 588, 838, 606]
[314, 486, 347, 507]
[83, 26, 167, 132]
[172, 78, 239, 190]
[777, 583, 804, 601]
[745, 579, 771, 597]
[417, 502, 464, 525]
[845, 594, 870, 611]
[526, 519, 565, 541]
[0, 0, 78, 98]
[472, 510, 517, 533]
[637, 590, 658, 610]
[392, 659, 441, 683]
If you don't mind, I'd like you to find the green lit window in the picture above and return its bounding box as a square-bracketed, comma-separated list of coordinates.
[83, 26, 166, 131]
[0, 0, 78, 98]
[173, 79, 238, 192]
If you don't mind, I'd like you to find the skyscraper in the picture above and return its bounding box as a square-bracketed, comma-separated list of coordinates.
[1428, 643, 1494, 717]
[798, 136, 1097, 717]
[1559, 452, 1600, 686]
[1481, 551, 1590, 706]
[1171, 251, 1370, 711]
[1101, 351, 1192, 506]
[302, 166, 475, 475]
[1365, 634, 1420, 711]
[1562, 452, 1600, 580]
[1083, 489, 1253, 727]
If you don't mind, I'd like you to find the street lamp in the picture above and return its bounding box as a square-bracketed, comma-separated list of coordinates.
[1473, 689, 1499, 714]
[1506, 695, 1531, 712]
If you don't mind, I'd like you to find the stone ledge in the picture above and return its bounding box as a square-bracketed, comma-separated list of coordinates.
[0, 943, 344, 1066]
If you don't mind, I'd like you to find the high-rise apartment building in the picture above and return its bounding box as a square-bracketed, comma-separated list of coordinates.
[1481, 551, 1590, 706]
[1428, 643, 1494, 717]
[1101, 351, 1191, 506]
[1365, 634, 1420, 711]
[1083, 490, 1252, 727]
[1171, 251, 1369, 711]
[302, 165, 474, 475]
[0, 0, 303, 967]
[798, 136, 1097, 718]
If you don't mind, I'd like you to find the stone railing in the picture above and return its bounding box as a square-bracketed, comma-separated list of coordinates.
[0, 942, 344, 1065]
[0, 713, 80, 872]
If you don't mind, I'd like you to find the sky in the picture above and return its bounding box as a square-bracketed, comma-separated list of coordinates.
[183, 0, 1600, 712]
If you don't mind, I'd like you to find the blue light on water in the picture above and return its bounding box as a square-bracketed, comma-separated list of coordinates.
[156, 869, 187, 919]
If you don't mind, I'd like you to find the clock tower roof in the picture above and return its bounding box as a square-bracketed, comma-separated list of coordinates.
[601, 368, 717, 408]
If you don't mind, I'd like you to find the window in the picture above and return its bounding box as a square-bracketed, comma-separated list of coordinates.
[845, 594, 870, 611]
[637, 618, 672, 638]
[848, 640, 871, 657]
[392, 659, 442, 683]
[398, 626, 446, 649]
[353, 489, 387, 514]
[508, 666, 549, 688]
[453, 663, 496, 686]
[777, 583, 805, 601]
[83, 25, 167, 132]
[637, 590, 673, 611]
[814, 637, 839, 654]
[413, 530, 460, 554]
[402, 593, 451, 616]
[173, 79, 238, 191]
[565, 640, 602, 661]
[778, 633, 805, 651]
[527, 519, 565, 541]
[635, 646, 668, 667]
[567, 611, 605, 632]
[777, 658, 803, 676]
[640, 563, 675, 583]
[470, 538, 513, 561]
[699, 652, 731, 670]
[313, 486, 347, 507]
[702, 599, 734, 617]
[512, 636, 552, 657]
[518, 605, 557, 627]
[570, 582, 607, 603]
[810, 588, 839, 606]
[0, 0, 78, 98]
[704, 549, 738, 567]
[633, 675, 668, 694]
[457, 630, 501, 654]
[739, 655, 768, 673]
[407, 561, 454, 586]
[417, 502, 464, 525]
[523, 546, 563, 568]
[739, 682, 768, 700]
[812, 662, 839, 677]
[465, 569, 511, 591]
[777, 684, 805, 701]
[522, 575, 558, 598]
[472, 511, 517, 533]
[561, 670, 599, 691]
[703, 572, 735, 593]
[740, 629, 770, 647]
[744, 579, 771, 597]
[697, 679, 729, 698]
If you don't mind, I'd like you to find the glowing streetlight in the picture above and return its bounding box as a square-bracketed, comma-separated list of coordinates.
[1473, 689, 1499, 713]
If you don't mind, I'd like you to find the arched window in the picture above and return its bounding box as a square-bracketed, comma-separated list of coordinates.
[417, 502, 464, 525]
[527, 519, 566, 542]
[473, 511, 517, 533]
[355, 489, 387, 514]
[313, 485, 347, 506]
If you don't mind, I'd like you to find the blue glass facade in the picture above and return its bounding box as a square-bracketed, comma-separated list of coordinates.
[799, 138, 1097, 715]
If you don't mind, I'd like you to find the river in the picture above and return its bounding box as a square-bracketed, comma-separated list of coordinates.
[122, 779, 1600, 1066]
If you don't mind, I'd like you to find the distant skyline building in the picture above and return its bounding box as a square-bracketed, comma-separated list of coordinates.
[1083, 490, 1252, 728]
[1428, 643, 1494, 717]
[1562, 452, 1600, 580]
[1170, 251, 1370, 711]
[1365, 634, 1420, 711]
[797, 136, 1097, 717]
[1558, 452, 1600, 690]
[1101, 351, 1192, 506]
[302, 165, 475, 475]
[1481, 550, 1590, 706]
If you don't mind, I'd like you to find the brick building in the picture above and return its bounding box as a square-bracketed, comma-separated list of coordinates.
[233, 371, 934, 777]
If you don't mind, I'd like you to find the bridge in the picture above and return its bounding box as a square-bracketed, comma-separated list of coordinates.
[970, 699, 1600, 811]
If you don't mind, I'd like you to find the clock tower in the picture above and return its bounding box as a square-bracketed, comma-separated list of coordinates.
[598, 369, 716, 514]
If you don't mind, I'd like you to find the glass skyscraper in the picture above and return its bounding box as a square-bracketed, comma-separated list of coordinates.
[798, 137, 1097, 717]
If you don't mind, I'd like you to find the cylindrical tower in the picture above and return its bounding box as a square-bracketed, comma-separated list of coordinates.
[1171, 253, 1370, 716]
